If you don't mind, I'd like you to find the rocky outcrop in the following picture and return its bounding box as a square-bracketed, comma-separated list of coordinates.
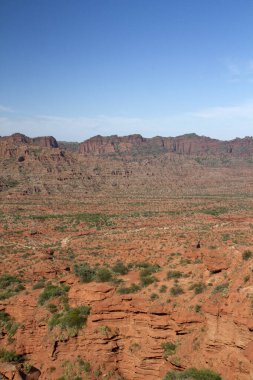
[0, 133, 58, 159]
[31, 136, 58, 148]
[1, 272, 252, 380]
[0, 282, 202, 379]
[78, 134, 145, 155]
[79, 133, 253, 158]
[2, 132, 253, 159]
[0, 133, 58, 148]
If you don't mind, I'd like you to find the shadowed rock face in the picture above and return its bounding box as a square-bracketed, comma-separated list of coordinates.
[31, 136, 58, 148]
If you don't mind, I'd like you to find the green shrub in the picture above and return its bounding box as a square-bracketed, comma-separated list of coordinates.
[77, 356, 91, 373]
[140, 267, 156, 277]
[32, 279, 45, 289]
[222, 233, 230, 242]
[22, 362, 33, 374]
[118, 283, 140, 294]
[96, 267, 112, 282]
[170, 284, 184, 296]
[180, 258, 191, 265]
[0, 275, 24, 300]
[161, 342, 176, 357]
[244, 275, 250, 283]
[47, 303, 58, 314]
[167, 271, 183, 279]
[49, 305, 90, 336]
[242, 250, 252, 261]
[57, 357, 91, 380]
[212, 283, 229, 295]
[0, 311, 19, 337]
[94, 367, 102, 378]
[163, 367, 222, 379]
[189, 282, 206, 295]
[0, 311, 11, 324]
[0, 177, 18, 189]
[74, 263, 96, 283]
[171, 252, 181, 257]
[159, 285, 168, 293]
[0, 349, 24, 363]
[0, 290, 14, 301]
[200, 207, 228, 216]
[112, 261, 129, 275]
[38, 283, 69, 305]
[98, 325, 111, 335]
[135, 262, 160, 272]
[110, 277, 124, 286]
[0, 275, 21, 289]
[140, 274, 157, 287]
[195, 304, 202, 313]
[139, 266, 158, 287]
[150, 293, 159, 301]
[14, 284, 25, 292]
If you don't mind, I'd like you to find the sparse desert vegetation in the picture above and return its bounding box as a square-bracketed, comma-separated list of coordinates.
[1, 133, 253, 380]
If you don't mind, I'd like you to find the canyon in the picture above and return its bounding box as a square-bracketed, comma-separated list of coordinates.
[0, 133, 253, 380]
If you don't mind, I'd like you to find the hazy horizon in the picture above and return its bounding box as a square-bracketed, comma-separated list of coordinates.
[2, 130, 253, 143]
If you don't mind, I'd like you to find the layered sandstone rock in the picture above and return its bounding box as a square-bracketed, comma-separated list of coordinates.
[1, 273, 253, 380]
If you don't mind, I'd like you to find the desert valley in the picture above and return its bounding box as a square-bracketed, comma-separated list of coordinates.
[0, 132, 253, 380]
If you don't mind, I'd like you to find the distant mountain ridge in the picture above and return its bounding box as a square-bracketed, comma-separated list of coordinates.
[79, 133, 253, 157]
[0, 132, 253, 196]
[2, 132, 253, 158]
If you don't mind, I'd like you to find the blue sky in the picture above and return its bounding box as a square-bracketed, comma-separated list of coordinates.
[1, 0, 253, 141]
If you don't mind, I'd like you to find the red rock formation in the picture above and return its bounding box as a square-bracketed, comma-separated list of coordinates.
[2, 132, 253, 159]
[2, 133, 58, 148]
[79, 133, 253, 157]
[1, 274, 253, 380]
[78, 134, 144, 154]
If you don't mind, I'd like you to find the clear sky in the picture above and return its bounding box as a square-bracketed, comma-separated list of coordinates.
[1, 0, 253, 141]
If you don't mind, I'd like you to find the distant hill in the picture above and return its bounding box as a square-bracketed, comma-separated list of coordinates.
[78, 133, 253, 158]
[2, 132, 253, 159]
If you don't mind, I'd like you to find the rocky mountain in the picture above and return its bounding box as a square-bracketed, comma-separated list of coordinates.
[2, 132, 253, 160]
[78, 133, 253, 158]
[0, 132, 253, 196]
[0, 133, 58, 161]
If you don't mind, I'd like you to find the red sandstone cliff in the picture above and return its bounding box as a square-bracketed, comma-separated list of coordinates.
[0, 133, 58, 158]
[78, 133, 253, 157]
